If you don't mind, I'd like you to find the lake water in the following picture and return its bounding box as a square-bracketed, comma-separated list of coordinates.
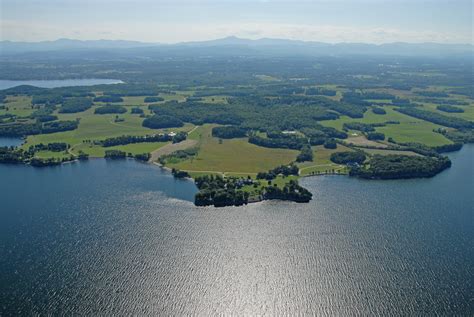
[0, 146, 473, 315]
[0, 137, 23, 147]
[0, 79, 123, 90]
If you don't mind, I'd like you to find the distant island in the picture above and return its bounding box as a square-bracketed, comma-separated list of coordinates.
[1, 44, 472, 207]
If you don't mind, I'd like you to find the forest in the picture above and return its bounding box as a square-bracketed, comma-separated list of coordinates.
[0, 52, 473, 206]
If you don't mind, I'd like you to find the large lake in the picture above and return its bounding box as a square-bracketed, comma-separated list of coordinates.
[0, 145, 473, 315]
[0, 79, 123, 90]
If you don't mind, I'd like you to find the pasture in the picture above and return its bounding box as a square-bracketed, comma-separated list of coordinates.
[168, 125, 299, 174]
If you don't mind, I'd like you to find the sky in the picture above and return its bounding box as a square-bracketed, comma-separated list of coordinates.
[1, 0, 472, 44]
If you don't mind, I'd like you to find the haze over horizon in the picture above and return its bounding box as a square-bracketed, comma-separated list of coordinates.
[1, 0, 472, 44]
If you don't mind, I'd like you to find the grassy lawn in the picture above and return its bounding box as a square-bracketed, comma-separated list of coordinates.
[23, 107, 194, 156]
[0, 96, 34, 117]
[297, 144, 352, 176]
[34, 150, 71, 160]
[168, 125, 298, 174]
[321, 106, 451, 146]
[419, 102, 474, 121]
[161, 92, 190, 102]
[361, 148, 420, 156]
[118, 96, 145, 105]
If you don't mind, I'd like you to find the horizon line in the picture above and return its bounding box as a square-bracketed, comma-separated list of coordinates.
[1, 36, 473, 46]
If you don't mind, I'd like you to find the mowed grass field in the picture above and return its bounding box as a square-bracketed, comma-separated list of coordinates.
[23, 106, 194, 157]
[168, 125, 299, 174]
[297, 144, 352, 176]
[0, 96, 34, 117]
[321, 106, 452, 146]
[419, 102, 474, 121]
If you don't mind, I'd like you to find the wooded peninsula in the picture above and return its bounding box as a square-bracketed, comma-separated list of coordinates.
[1, 52, 472, 207]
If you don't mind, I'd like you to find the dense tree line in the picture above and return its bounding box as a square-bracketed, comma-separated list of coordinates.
[330, 151, 366, 164]
[343, 122, 375, 132]
[396, 107, 474, 129]
[367, 132, 385, 141]
[296, 145, 313, 162]
[32, 94, 63, 106]
[358, 92, 396, 100]
[30, 105, 55, 119]
[94, 105, 127, 114]
[416, 91, 449, 98]
[323, 139, 337, 149]
[395, 142, 439, 157]
[144, 96, 164, 103]
[0, 145, 83, 166]
[171, 168, 190, 178]
[305, 88, 337, 96]
[419, 98, 468, 106]
[134, 153, 151, 161]
[59, 97, 93, 113]
[0, 120, 79, 137]
[28, 142, 69, 152]
[432, 143, 463, 153]
[98, 132, 185, 147]
[149, 97, 349, 132]
[249, 135, 307, 150]
[142, 115, 184, 129]
[104, 150, 127, 159]
[29, 158, 63, 167]
[0, 147, 27, 164]
[212, 126, 248, 139]
[325, 101, 366, 118]
[435, 128, 474, 144]
[372, 107, 386, 115]
[256, 164, 299, 180]
[0, 123, 41, 136]
[0, 114, 16, 124]
[301, 126, 348, 140]
[42, 120, 79, 134]
[350, 155, 451, 179]
[131, 107, 144, 114]
[263, 180, 312, 203]
[436, 105, 464, 113]
[194, 175, 250, 207]
[35, 115, 58, 122]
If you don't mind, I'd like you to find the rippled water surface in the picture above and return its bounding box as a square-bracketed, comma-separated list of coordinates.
[0, 137, 23, 147]
[0, 146, 473, 315]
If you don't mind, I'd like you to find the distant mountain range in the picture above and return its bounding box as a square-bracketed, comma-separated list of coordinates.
[1, 36, 473, 57]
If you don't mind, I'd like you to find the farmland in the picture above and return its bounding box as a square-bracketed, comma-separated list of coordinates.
[1, 53, 473, 206]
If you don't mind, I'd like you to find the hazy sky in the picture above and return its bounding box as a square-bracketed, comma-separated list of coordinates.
[1, 0, 472, 44]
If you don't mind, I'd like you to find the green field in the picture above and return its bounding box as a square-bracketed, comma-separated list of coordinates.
[297, 144, 352, 176]
[0, 96, 34, 117]
[167, 125, 299, 174]
[34, 150, 71, 160]
[361, 148, 420, 156]
[321, 107, 451, 146]
[419, 102, 474, 121]
[23, 106, 194, 157]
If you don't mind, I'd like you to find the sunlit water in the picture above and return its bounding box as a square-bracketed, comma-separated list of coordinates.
[0, 137, 23, 147]
[0, 79, 123, 90]
[0, 146, 473, 315]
